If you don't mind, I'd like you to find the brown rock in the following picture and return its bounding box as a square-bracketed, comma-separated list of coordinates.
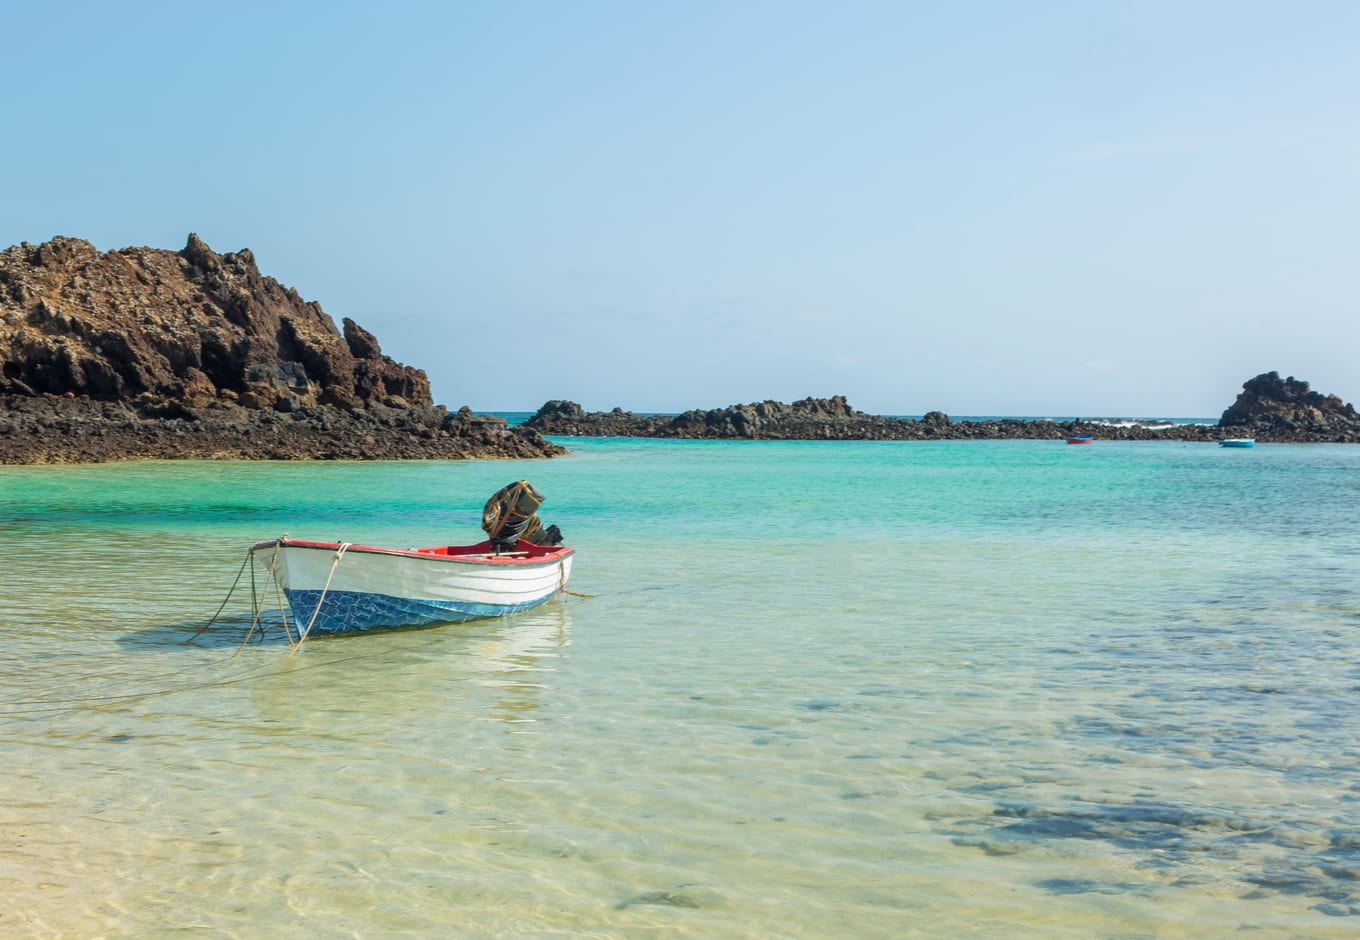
[0, 234, 565, 463]
[526, 380, 1360, 444]
[0, 233, 422, 409]
[1219, 371, 1360, 433]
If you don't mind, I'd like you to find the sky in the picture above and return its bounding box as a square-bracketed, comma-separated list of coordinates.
[4, 0, 1357, 417]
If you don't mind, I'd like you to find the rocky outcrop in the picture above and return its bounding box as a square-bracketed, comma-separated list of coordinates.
[0, 235, 565, 463]
[527, 398, 1189, 441]
[1219, 371, 1360, 435]
[528, 397, 1036, 440]
[666, 395, 866, 438]
[528, 378, 1360, 443]
[0, 396, 559, 463]
[529, 400, 657, 436]
[0, 235, 429, 409]
[528, 396, 888, 439]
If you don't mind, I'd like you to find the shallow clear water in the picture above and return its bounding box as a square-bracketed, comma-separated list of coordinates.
[3, 439, 1360, 937]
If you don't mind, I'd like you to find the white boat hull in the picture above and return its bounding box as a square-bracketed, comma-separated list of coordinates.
[254, 539, 574, 634]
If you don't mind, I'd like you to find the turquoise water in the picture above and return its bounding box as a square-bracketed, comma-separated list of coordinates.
[3, 439, 1359, 937]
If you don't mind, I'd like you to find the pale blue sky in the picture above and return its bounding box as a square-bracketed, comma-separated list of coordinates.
[5, 0, 1357, 416]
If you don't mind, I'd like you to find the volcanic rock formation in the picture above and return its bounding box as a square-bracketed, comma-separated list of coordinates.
[527, 376, 1360, 443]
[0, 234, 563, 463]
[1218, 371, 1360, 434]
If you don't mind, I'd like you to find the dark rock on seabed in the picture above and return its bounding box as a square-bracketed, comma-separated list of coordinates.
[0, 235, 564, 463]
[527, 375, 1360, 443]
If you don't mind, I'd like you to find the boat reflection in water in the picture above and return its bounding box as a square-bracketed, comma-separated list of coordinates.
[247, 601, 575, 732]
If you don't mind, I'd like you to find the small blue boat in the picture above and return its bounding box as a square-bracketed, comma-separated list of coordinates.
[1219, 438, 1256, 448]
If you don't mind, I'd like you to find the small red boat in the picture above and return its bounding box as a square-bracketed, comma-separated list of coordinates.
[1065, 436, 1094, 444]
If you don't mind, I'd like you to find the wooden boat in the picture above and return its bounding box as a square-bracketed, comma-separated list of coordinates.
[1065, 435, 1094, 444]
[252, 537, 574, 635]
[1219, 438, 1256, 448]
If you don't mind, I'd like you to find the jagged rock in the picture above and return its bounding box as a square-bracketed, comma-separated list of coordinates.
[0, 392, 564, 464]
[1219, 371, 1360, 433]
[0, 234, 565, 463]
[526, 379, 1360, 444]
[343, 317, 383, 360]
[534, 400, 587, 421]
[525, 401, 659, 437]
[528, 396, 908, 440]
[0, 234, 422, 408]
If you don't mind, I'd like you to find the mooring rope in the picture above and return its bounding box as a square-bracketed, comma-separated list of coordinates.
[556, 557, 595, 598]
[289, 542, 351, 654]
[199, 539, 591, 658]
[192, 536, 303, 653]
[269, 547, 296, 646]
[187, 548, 254, 643]
[232, 541, 284, 656]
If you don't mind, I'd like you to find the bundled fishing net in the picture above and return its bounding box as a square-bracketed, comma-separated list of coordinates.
[481, 480, 564, 551]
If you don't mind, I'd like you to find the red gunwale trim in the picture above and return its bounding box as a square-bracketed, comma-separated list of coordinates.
[252, 538, 573, 566]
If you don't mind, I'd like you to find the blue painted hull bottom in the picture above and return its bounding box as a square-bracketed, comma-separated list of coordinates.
[284, 588, 553, 634]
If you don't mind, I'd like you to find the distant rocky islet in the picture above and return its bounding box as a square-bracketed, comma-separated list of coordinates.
[524, 373, 1360, 443]
[2, 234, 1357, 464]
